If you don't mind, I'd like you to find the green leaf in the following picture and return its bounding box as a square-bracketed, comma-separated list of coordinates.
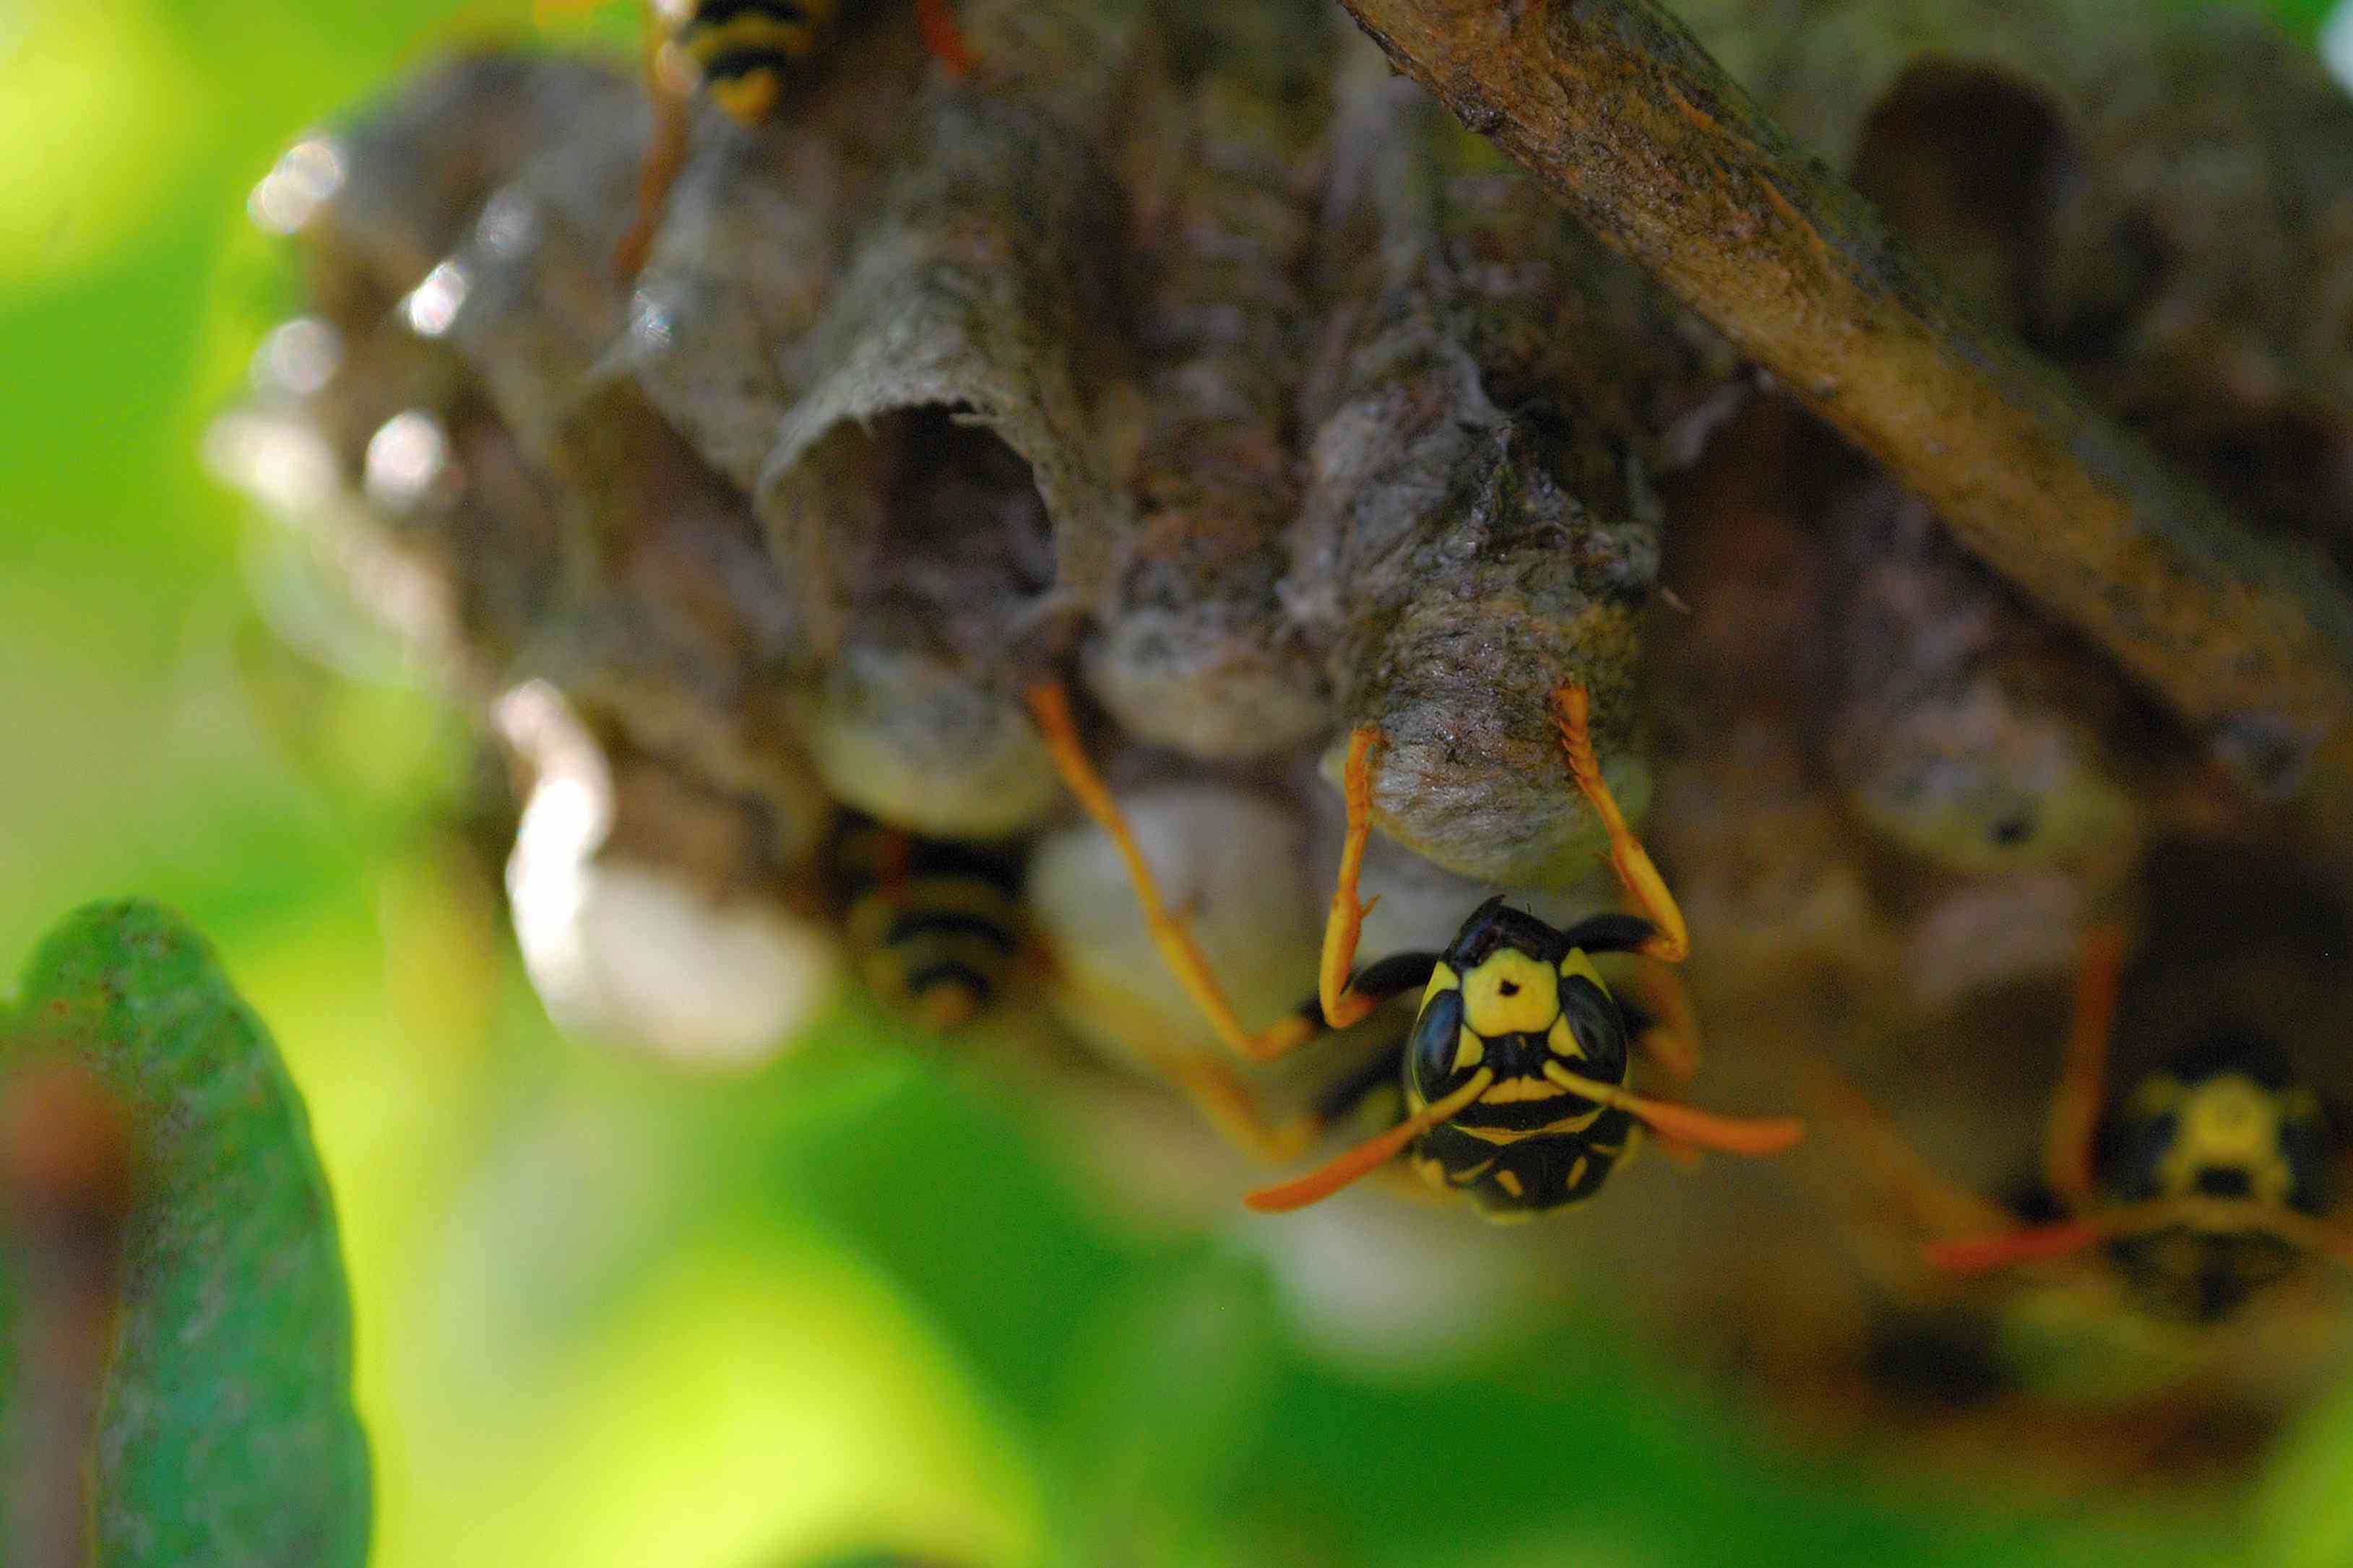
[5, 900, 369, 1567]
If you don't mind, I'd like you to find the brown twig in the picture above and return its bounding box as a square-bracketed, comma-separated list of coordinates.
[0, 1060, 134, 1568]
[1331, 0, 2353, 789]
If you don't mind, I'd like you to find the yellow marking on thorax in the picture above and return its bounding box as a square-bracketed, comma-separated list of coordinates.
[1449, 1104, 1607, 1144]
[1461, 949, 1559, 1038]
[1493, 1169, 1524, 1198]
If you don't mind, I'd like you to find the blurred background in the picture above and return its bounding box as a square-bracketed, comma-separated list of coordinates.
[6, 1, 2353, 1564]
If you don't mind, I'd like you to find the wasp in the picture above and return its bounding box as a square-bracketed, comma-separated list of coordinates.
[1917, 928, 2353, 1322]
[538, 0, 976, 278]
[1027, 679, 1805, 1216]
[826, 813, 1026, 1032]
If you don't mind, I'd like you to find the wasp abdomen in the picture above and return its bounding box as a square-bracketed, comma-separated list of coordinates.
[678, 0, 843, 122]
[834, 822, 1024, 1031]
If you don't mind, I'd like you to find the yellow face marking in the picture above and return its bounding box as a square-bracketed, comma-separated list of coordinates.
[1494, 1168, 1524, 1198]
[1422, 962, 1461, 1004]
[1480, 1075, 1567, 1103]
[1453, 1026, 1486, 1075]
[1547, 1014, 1583, 1062]
[1558, 949, 1610, 995]
[1460, 949, 1560, 1039]
[2156, 1075, 2297, 1205]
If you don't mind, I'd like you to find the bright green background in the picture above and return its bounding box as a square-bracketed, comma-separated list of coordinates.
[4, 1, 2351, 1564]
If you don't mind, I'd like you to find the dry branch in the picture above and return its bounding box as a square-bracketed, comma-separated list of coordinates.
[1332, 0, 2353, 789]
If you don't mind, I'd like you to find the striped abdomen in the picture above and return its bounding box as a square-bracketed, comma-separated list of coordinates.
[678, 0, 846, 122]
[834, 819, 1024, 1031]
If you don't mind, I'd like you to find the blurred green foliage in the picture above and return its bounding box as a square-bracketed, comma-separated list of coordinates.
[5, 901, 370, 1567]
[2, 1, 2350, 1564]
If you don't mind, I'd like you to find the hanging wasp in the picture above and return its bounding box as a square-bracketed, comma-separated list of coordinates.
[1026, 679, 1806, 1218]
[535, 0, 976, 278]
[826, 812, 1027, 1032]
[1916, 928, 2353, 1323]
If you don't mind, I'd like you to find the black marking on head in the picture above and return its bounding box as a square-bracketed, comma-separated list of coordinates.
[2167, 1033, 2299, 1093]
[1442, 898, 1570, 969]
[2194, 1165, 2253, 1200]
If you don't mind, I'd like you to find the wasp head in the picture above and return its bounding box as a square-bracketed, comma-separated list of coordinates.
[1405, 898, 1631, 1110]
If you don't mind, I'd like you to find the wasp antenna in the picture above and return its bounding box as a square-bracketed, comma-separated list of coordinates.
[1923, 1218, 2115, 1275]
[1245, 1070, 1495, 1212]
[1542, 1062, 1804, 1156]
[2044, 922, 2126, 1205]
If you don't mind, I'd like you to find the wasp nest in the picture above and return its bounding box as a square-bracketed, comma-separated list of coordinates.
[216, 0, 2353, 1493]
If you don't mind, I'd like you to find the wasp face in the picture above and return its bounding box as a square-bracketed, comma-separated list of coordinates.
[1405, 899, 1631, 1113]
[1400, 899, 1638, 1215]
[2102, 1035, 2335, 1322]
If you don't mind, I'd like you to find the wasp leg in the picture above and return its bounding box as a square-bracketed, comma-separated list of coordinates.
[613, 23, 697, 281]
[2042, 924, 2125, 1210]
[915, 0, 977, 74]
[1548, 683, 1688, 963]
[1315, 727, 1389, 1031]
[1027, 682, 1326, 1063]
[1784, 1054, 2045, 1284]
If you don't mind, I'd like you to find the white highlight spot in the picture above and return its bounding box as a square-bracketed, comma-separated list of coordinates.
[401, 260, 470, 339]
[251, 316, 342, 399]
[363, 410, 452, 512]
[248, 136, 346, 234]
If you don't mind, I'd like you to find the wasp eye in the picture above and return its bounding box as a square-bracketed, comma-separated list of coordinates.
[1410, 987, 1469, 1099]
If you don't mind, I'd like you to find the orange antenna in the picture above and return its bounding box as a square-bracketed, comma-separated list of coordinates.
[1542, 1062, 1804, 1156]
[1245, 1070, 1495, 1212]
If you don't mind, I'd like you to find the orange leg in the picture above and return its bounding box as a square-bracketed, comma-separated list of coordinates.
[1316, 728, 1386, 1031]
[1549, 683, 1687, 963]
[915, 0, 977, 74]
[1026, 683, 1320, 1063]
[2043, 924, 2125, 1209]
[613, 29, 697, 281]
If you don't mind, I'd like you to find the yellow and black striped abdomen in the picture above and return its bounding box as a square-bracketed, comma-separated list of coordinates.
[834, 820, 1024, 1032]
[677, 0, 845, 123]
